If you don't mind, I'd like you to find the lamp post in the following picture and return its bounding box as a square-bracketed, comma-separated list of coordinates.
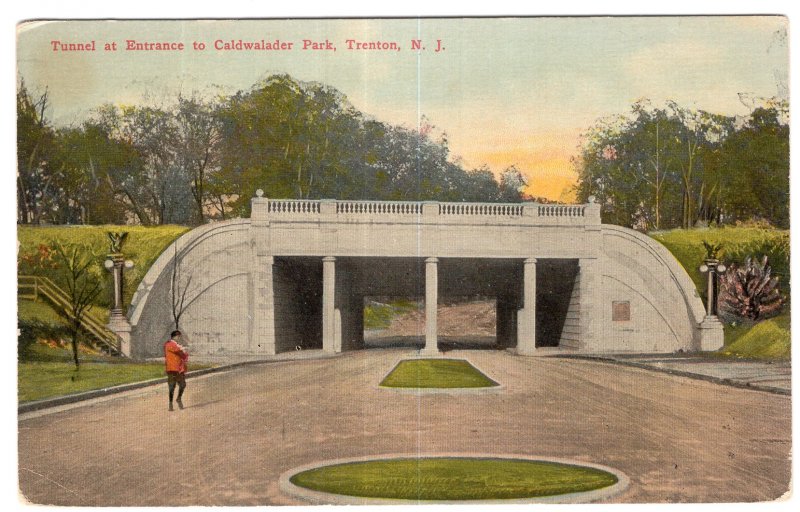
[104, 255, 134, 317]
[696, 257, 726, 352]
[698, 258, 726, 317]
[104, 232, 134, 357]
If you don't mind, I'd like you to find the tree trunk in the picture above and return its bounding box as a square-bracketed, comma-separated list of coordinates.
[70, 329, 80, 369]
[17, 175, 30, 223]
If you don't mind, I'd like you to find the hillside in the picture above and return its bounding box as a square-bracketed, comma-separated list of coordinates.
[650, 226, 789, 360]
[18, 225, 189, 313]
[650, 227, 789, 298]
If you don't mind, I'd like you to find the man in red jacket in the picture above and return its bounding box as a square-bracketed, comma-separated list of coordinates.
[164, 330, 189, 411]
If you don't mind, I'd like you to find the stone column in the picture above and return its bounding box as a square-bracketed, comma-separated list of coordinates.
[517, 258, 537, 355]
[423, 257, 439, 354]
[251, 255, 276, 354]
[322, 256, 337, 352]
[698, 259, 725, 351]
[578, 258, 599, 351]
[250, 191, 276, 354]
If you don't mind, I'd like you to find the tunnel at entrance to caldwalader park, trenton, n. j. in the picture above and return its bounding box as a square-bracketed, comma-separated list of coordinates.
[126, 197, 715, 359]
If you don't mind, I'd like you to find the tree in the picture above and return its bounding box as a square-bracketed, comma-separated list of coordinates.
[718, 102, 789, 228]
[575, 99, 758, 230]
[91, 102, 196, 225]
[20, 73, 520, 224]
[665, 101, 732, 228]
[174, 95, 223, 224]
[170, 244, 198, 330]
[17, 79, 57, 224]
[51, 242, 103, 369]
[498, 165, 528, 203]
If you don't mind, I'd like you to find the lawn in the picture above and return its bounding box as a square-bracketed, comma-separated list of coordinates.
[18, 300, 68, 326]
[18, 342, 213, 402]
[719, 311, 791, 360]
[18, 361, 169, 402]
[364, 299, 421, 330]
[290, 457, 618, 501]
[380, 359, 498, 388]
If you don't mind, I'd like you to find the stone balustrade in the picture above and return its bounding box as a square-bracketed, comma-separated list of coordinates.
[252, 195, 600, 226]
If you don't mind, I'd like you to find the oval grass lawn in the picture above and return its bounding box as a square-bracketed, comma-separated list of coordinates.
[289, 457, 618, 501]
[379, 359, 498, 388]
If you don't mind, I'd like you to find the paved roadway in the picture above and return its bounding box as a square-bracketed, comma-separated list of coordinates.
[18, 349, 791, 505]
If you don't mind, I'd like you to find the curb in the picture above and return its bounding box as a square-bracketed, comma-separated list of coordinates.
[279, 453, 630, 505]
[551, 354, 791, 396]
[18, 352, 341, 414]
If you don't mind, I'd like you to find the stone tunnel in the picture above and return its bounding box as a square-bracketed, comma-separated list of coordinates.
[125, 196, 721, 359]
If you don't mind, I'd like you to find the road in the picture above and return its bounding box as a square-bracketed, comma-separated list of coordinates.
[18, 349, 791, 505]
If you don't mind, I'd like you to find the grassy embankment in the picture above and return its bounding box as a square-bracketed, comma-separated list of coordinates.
[363, 299, 421, 330]
[17, 225, 192, 403]
[651, 227, 790, 360]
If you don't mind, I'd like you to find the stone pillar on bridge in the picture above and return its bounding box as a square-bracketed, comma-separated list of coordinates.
[250, 255, 276, 354]
[517, 257, 537, 355]
[322, 256, 337, 353]
[250, 192, 277, 355]
[578, 258, 599, 350]
[423, 257, 439, 354]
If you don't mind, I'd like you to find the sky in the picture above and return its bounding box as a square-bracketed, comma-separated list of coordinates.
[16, 16, 788, 201]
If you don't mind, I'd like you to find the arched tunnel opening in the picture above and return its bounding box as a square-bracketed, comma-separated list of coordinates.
[270, 256, 580, 353]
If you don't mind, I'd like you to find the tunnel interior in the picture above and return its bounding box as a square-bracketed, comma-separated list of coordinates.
[270, 256, 579, 353]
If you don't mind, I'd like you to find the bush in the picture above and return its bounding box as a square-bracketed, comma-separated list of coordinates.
[722, 232, 790, 296]
[18, 319, 68, 361]
[718, 256, 785, 325]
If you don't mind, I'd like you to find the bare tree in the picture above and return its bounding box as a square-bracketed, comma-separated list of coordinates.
[170, 243, 197, 330]
[52, 242, 102, 369]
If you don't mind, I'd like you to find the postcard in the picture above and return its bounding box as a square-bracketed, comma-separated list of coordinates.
[15, 16, 791, 506]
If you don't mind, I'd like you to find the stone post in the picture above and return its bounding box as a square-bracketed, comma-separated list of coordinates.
[322, 256, 337, 352]
[577, 258, 599, 350]
[104, 235, 134, 357]
[107, 314, 132, 358]
[585, 195, 602, 225]
[517, 258, 537, 355]
[422, 202, 439, 220]
[320, 199, 337, 217]
[698, 258, 726, 351]
[423, 257, 439, 354]
[250, 190, 277, 354]
[251, 255, 276, 354]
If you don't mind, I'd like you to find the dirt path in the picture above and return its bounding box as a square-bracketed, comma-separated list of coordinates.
[370, 300, 497, 338]
[18, 350, 791, 505]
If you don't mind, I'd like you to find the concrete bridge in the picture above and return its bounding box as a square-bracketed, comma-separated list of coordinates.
[126, 193, 723, 358]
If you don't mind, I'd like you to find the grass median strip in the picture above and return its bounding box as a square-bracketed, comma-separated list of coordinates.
[380, 359, 498, 388]
[290, 457, 618, 500]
